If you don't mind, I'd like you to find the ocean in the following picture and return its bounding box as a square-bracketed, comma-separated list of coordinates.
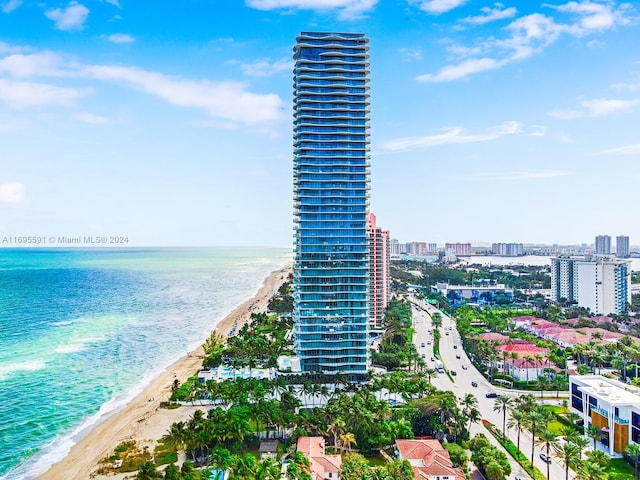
[0, 247, 291, 480]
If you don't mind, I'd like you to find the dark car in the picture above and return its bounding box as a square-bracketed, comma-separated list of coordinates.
[455, 354, 461, 359]
[450, 370, 457, 376]
[539, 453, 552, 464]
[471, 381, 478, 387]
[453, 345, 457, 349]
[485, 392, 498, 398]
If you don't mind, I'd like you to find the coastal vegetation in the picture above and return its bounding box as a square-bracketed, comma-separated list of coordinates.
[112, 277, 492, 479]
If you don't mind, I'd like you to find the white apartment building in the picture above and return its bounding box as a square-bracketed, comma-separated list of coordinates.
[570, 375, 640, 456]
[617, 235, 630, 258]
[550, 256, 631, 315]
[595, 235, 612, 255]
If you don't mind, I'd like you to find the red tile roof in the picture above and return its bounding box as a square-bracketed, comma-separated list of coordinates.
[396, 439, 465, 480]
[297, 437, 341, 480]
[495, 343, 549, 357]
[478, 332, 510, 343]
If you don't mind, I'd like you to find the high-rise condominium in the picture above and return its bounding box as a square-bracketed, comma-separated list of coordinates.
[292, 32, 370, 378]
[595, 235, 611, 255]
[617, 235, 630, 258]
[550, 256, 631, 315]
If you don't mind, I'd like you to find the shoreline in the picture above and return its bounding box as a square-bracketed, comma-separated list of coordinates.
[36, 263, 291, 480]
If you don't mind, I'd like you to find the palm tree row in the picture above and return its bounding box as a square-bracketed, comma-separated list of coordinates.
[495, 393, 640, 480]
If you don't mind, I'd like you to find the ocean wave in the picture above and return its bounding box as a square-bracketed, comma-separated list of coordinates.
[0, 360, 47, 382]
[8, 356, 193, 480]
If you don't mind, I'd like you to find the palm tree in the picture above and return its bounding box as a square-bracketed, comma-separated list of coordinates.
[554, 441, 582, 480]
[507, 409, 527, 452]
[525, 409, 547, 466]
[136, 461, 161, 480]
[424, 367, 437, 384]
[586, 425, 603, 451]
[536, 430, 559, 480]
[339, 432, 357, 452]
[626, 442, 640, 479]
[162, 421, 186, 452]
[523, 354, 534, 385]
[493, 395, 513, 440]
[576, 459, 608, 480]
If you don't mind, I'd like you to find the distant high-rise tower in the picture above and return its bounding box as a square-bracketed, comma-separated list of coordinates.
[367, 213, 390, 329]
[616, 235, 630, 258]
[595, 235, 611, 255]
[292, 32, 371, 378]
[551, 256, 631, 315]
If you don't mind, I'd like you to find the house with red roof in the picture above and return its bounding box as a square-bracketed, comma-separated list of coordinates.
[395, 439, 465, 480]
[297, 437, 342, 480]
[495, 343, 550, 381]
[477, 332, 510, 343]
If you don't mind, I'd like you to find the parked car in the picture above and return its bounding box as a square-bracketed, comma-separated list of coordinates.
[471, 381, 478, 387]
[461, 364, 468, 370]
[421, 342, 425, 347]
[539, 453, 552, 464]
[450, 370, 457, 376]
[430, 357, 435, 362]
[455, 354, 461, 359]
[445, 332, 449, 336]
[421, 354, 425, 358]
[453, 345, 457, 349]
[485, 392, 498, 398]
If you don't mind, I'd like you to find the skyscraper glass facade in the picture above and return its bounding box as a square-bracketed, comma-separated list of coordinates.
[292, 32, 370, 377]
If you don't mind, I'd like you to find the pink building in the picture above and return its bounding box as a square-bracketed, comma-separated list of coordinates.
[395, 439, 465, 480]
[297, 437, 342, 480]
[367, 213, 390, 329]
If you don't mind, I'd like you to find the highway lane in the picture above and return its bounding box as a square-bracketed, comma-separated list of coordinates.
[411, 297, 574, 480]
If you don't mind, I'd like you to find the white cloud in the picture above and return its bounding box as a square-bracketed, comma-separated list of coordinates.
[468, 170, 571, 181]
[527, 125, 547, 136]
[417, 57, 505, 82]
[45, 1, 89, 31]
[549, 98, 639, 119]
[101, 0, 120, 6]
[410, 0, 468, 15]
[0, 182, 26, 203]
[1, 0, 22, 13]
[240, 58, 292, 77]
[0, 41, 28, 55]
[596, 144, 640, 156]
[399, 47, 422, 62]
[417, 1, 631, 82]
[0, 52, 69, 78]
[83, 65, 283, 125]
[612, 81, 640, 92]
[382, 121, 523, 151]
[0, 78, 88, 108]
[246, 0, 378, 18]
[74, 112, 109, 124]
[104, 33, 135, 44]
[462, 4, 516, 24]
[551, 0, 622, 33]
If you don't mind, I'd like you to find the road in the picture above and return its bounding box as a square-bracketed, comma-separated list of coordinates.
[411, 297, 574, 480]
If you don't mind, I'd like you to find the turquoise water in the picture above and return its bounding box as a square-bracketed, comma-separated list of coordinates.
[0, 247, 290, 479]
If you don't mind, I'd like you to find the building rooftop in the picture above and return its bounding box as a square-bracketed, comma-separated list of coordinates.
[573, 375, 640, 406]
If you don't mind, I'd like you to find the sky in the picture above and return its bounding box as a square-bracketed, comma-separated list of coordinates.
[0, 0, 639, 248]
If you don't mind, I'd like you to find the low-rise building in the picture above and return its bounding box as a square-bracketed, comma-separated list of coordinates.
[495, 343, 550, 381]
[570, 375, 640, 456]
[297, 437, 341, 480]
[431, 283, 513, 306]
[395, 439, 465, 480]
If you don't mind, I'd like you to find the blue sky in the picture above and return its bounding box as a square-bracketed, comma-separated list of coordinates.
[0, 0, 638, 247]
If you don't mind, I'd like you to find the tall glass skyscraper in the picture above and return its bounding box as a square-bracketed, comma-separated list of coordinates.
[292, 32, 370, 378]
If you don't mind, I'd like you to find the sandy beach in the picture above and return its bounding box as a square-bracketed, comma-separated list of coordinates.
[37, 264, 291, 480]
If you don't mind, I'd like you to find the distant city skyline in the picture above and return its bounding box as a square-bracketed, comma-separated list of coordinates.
[1, 1, 639, 246]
